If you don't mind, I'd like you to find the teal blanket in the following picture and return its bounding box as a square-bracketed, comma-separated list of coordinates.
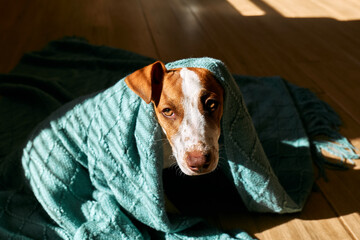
[0, 38, 358, 239]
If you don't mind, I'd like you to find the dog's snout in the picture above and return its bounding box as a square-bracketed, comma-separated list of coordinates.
[185, 151, 211, 173]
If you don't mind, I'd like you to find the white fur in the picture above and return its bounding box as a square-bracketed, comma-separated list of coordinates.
[169, 68, 219, 175]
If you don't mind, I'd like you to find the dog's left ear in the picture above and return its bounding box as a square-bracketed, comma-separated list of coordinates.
[125, 61, 166, 104]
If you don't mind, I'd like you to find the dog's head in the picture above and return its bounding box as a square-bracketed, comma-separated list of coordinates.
[125, 61, 224, 175]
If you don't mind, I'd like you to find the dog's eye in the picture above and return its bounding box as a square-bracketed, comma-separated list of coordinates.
[205, 99, 218, 112]
[162, 108, 174, 117]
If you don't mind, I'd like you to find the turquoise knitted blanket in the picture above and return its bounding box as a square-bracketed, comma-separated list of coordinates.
[0, 38, 358, 239]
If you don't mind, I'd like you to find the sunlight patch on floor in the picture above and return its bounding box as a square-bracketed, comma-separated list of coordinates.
[263, 0, 360, 21]
[258, 216, 355, 239]
[227, 0, 360, 21]
[226, 0, 265, 16]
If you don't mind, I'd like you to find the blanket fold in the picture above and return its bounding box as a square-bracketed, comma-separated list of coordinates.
[0, 38, 358, 240]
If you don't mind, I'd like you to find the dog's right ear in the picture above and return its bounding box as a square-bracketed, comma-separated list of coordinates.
[125, 61, 166, 104]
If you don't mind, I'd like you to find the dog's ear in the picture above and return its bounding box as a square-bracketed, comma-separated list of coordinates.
[125, 61, 166, 104]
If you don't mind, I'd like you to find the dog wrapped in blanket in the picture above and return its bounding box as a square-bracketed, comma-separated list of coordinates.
[15, 55, 357, 239]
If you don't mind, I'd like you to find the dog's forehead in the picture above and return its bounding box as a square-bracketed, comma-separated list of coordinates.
[167, 67, 222, 94]
[179, 68, 203, 95]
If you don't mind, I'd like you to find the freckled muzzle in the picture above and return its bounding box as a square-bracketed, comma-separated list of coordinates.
[171, 131, 220, 175]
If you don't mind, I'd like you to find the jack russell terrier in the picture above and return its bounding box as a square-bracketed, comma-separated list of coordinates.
[125, 61, 224, 176]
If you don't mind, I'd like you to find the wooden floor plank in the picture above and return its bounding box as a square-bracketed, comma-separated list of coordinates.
[139, 0, 224, 62]
[104, 0, 158, 57]
[182, 0, 263, 74]
[0, 0, 38, 72]
[297, 62, 360, 125]
[317, 174, 360, 239]
[220, 192, 354, 240]
[0, 0, 157, 73]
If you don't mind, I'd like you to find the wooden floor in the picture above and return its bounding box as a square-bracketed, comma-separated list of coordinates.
[1, 0, 360, 239]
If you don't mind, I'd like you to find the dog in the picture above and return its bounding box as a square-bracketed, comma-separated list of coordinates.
[125, 61, 224, 176]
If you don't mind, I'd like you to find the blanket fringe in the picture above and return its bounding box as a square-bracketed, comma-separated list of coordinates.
[312, 137, 359, 180]
[287, 82, 359, 179]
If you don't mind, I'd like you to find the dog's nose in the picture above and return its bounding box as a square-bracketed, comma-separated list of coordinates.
[185, 151, 211, 173]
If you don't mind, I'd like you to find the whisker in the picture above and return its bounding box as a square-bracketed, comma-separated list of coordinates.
[168, 159, 178, 169]
[175, 165, 185, 177]
[153, 137, 168, 143]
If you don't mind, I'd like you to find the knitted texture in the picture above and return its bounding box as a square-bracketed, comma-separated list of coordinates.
[0, 38, 358, 239]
